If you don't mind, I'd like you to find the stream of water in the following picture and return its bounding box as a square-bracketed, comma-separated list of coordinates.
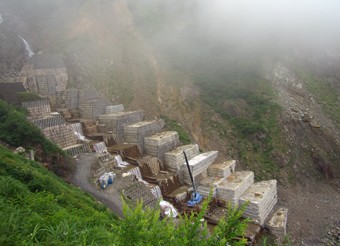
[18, 35, 35, 57]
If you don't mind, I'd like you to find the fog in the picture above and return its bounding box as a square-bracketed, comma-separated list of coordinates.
[2, 0, 340, 77]
[132, 0, 340, 74]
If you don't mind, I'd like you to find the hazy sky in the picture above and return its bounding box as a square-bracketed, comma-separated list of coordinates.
[193, 0, 340, 46]
[141, 0, 340, 73]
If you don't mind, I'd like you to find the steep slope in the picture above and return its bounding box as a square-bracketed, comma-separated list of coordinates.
[2, 0, 339, 183]
[1, 1, 340, 243]
[0, 144, 118, 245]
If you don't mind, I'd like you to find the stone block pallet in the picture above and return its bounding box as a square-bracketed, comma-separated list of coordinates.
[217, 171, 254, 205]
[196, 176, 225, 197]
[122, 181, 159, 209]
[22, 99, 51, 118]
[182, 151, 218, 186]
[144, 131, 179, 161]
[239, 180, 278, 225]
[124, 119, 165, 153]
[105, 104, 124, 114]
[63, 143, 89, 157]
[265, 207, 288, 237]
[164, 144, 199, 172]
[208, 160, 236, 178]
[98, 111, 144, 143]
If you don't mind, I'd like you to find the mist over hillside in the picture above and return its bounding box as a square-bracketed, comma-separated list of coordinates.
[0, 1, 339, 243]
[129, 0, 340, 75]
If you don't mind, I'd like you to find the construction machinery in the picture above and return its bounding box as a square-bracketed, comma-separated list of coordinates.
[183, 151, 203, 207]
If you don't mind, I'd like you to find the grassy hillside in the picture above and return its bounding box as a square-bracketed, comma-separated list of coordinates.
[0, 99, 75, 178]
[196, 74, 284, 180]
[0, 145, 250, 245]
[0, 99, 61, 155]
[0, 145, 117, 245]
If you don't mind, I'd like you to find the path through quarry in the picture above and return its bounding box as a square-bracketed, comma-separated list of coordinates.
[72, 153, 123, 218]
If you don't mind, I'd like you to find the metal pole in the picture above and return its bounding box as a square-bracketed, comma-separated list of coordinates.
[183, 151, 196, 194]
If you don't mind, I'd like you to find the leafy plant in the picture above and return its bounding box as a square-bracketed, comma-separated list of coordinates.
[161, 115, 192, 144]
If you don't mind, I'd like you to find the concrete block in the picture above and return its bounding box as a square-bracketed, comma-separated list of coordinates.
[217, 171, 254, 205]
[239, 180, 278, 225]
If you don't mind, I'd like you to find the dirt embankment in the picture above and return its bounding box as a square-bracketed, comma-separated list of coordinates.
[267, 63, 340, 244]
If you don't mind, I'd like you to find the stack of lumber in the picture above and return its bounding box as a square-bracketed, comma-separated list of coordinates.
[144, 131, 179, 160]
[208, 160, 236, 178]
[239, 180, 278, 225]
[217, 171, 254, 205]
[182, 151, 218, 186]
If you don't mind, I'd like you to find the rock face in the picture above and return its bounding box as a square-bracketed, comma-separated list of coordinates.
[267, 63, 340, 180]
[0, 22, 25, 82]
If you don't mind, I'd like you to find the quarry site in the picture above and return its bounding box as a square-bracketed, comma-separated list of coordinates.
[1, 1, 340, 245]
[9, 53, 288, 244]
[0, 49, 337, 245]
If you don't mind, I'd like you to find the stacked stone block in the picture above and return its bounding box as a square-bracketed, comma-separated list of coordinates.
[98, 110, 144, 139]
[144, 131, 179, 161]
[164, 144, 200, 172]
[31, 114, 65, 129]
[239, 180, 278, 225]
[22, 100, 51, 118]
[65, 89, 81, 109]
[41, 123, 78, 148]
[106, 104, 124, 114]
[182, 151, 218, 186]
[217, 171, 254, 205]
[196, 176, 225, 197]
[64, 143, 90, 157]
[124, 119, 165, 153]
[18, 54, 68, 97]
[208, 160, 236, 178]
[265, 207, 288, 237]
[122, 181, 159, 209]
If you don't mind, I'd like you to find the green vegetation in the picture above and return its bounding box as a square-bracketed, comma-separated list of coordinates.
[99, 193, 249, 246]
[161, 115, 192, 144]
[196, 74, 282, 179]
[0, 99, 62, 156]
[0, 144, 250, 245]
[17, 92, 44, 102]
[296, 71, 340, 125]
[0, 145, 116, 245]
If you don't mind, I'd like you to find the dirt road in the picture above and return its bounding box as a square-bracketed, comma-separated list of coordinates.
[71, 153, 123, 218]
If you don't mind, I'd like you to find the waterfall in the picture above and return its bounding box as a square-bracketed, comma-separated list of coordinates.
[18, 35, 35, 57]
[70, 123, 86, 141]
[0, 14, 3, 24]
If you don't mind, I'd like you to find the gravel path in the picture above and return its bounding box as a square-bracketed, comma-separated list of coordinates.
[71, 153, 123, 218]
